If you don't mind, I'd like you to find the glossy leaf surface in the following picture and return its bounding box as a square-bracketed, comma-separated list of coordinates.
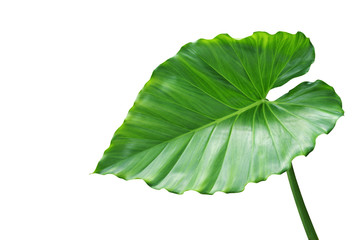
[94, 32, 343, 194]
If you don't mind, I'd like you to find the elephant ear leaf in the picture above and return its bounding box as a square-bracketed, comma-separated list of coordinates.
[94, 31, 343, 194]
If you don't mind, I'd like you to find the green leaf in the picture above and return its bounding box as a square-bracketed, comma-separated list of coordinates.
[94, 31, 343, 194]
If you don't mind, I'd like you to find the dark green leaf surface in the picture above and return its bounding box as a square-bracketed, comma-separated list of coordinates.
[94, 32, 343, 194]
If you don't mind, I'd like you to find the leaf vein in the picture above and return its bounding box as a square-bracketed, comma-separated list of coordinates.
[271, 103, 327, 132]
[262, 104, 282, 168]
[228, 41, 263, 98]
[265, 103, 305, 154]
[190, 50, 258, 102]
[210, 114, 240, 193]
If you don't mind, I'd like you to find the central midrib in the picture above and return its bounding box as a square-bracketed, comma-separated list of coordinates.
[107, 99, 266, 165]
[185, 99, 266, 136]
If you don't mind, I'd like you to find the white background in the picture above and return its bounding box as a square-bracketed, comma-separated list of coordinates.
[1, 0, 359, 239]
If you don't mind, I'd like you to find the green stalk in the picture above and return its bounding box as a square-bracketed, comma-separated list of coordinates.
[287, 164, 319, 240]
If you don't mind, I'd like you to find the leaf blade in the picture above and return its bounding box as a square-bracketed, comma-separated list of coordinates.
[94, 32, 343, 194]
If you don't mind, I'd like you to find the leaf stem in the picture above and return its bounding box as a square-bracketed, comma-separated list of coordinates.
[287, 164, 318, 240]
